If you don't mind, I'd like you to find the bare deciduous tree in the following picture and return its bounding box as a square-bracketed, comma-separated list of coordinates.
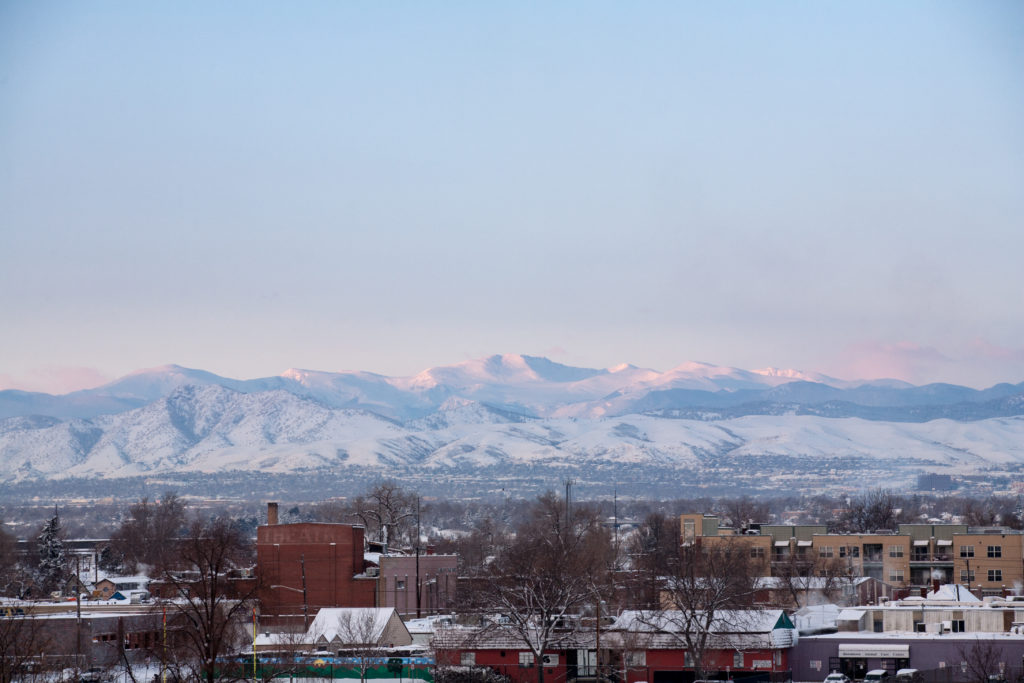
[958, 638, 1008, 683]
[718, 497, 771, 530]
[349, 482, 418, 548]
[835, 489, 900, 533]
[640, 538, 760, 681]
[0, 607, 54, 683]
[472, 492, 612, 683]
[111, 492, 187, 574]
[160, 514, 256, 683]
[329, 609, 390, 683]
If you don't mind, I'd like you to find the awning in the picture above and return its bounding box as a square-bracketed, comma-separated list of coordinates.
[775, 541, 789, 547]
[839, 644, 910, 658]
[798, 540, 813, 547]
[913, 540, 929, 546]
[937, 539, 952, 546]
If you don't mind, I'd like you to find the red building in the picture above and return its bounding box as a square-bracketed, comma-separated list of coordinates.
[257, 503, 376, 626]
[435, 610, 796, 683]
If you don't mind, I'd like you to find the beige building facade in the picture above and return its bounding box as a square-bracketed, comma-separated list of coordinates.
[681, 514, 1024, 595]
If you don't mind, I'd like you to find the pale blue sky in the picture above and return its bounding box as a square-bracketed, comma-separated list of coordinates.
[2, 2, 1022, 392]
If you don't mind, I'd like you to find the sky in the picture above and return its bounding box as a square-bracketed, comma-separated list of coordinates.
[1, 2, 1022, 393]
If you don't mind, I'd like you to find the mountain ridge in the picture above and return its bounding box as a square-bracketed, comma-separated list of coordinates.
[2, 355, 1023, 492]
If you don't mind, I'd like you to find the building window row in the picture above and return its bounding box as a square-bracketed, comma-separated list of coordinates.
[889, 545, 904, 558]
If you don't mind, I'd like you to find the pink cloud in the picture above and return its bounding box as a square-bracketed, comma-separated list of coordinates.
[828, 341, 951, 384]
[826, 338, 1024, 387]
[0, 366, 112, 394]
[965, 338, 1024, 362]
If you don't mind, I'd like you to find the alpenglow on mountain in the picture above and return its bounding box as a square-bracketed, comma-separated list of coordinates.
[1, 354, 1023, 494]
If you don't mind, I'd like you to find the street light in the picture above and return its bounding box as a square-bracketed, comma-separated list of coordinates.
[271, 584, 309, 631]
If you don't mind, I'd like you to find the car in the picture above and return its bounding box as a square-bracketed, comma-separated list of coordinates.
[865, 670, 892, 683]
[80, 667, 106, 683]
[824, 673, 852, 683]
[896, 669, 923, 683]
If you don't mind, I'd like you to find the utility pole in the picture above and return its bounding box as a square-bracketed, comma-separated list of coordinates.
[75, 555, 81, 679]
[300, 553, 309, 631]
[415, 495, 421, 618]
[613, 486, 619, 570]
[564, 478, 574, 535]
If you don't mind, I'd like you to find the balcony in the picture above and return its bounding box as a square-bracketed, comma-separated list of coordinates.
[909, 553, 954, 564]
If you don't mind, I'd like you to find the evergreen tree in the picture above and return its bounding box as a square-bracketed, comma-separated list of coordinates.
[35, 512, 67, 596]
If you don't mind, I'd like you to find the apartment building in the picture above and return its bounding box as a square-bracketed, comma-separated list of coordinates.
[681, 514, 1024, 595]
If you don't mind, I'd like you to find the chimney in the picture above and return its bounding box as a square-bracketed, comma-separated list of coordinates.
[920, 586, 927, 598]
[267, 502, 279, 526]
[426, 544, 436, 556]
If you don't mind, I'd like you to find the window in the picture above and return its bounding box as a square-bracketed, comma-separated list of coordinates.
[889, 545, 904, 558]
[625, 652, 645, 667]
[914, 622, 926, 633]
[951, 620, 965, 633]
[960, 546, 975, 558]
[988, 546, 1002, 558]
[840, 546, 859, 558]
[396, 579, 406, 590]
[960, 569, 975, 583]
[890, 570, 904, 582]
[519, 653, 534, 667]
[684, 520, 695, 541]
[819, 546, 834, 558]
[750, 547, 765, 558]
[734, 651, 744, 668]
[989, 569, 1003, 582]
[461, 653, 476, 666]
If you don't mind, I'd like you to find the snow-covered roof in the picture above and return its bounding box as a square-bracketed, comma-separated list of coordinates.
[97, 575, 150, 586]
[925, 584, 980, 602]
[610, 609, 791, 634]
[405, 614, 457, 634]
[255, 608, 405, 649]
[793, 604, 841, 633]
[756, 576, 855, 590]
[309, 608, 397, 645]
[837, 609, 866, 621]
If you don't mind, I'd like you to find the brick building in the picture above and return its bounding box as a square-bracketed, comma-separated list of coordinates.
[374, 551, 458, 617]
[256, 503, 376, 626]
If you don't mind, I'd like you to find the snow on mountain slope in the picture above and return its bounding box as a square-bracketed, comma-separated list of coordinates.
[3, 384, 1024, 483]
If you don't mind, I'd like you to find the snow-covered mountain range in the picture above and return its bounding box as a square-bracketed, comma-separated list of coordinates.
[2, 354, 1023, 491]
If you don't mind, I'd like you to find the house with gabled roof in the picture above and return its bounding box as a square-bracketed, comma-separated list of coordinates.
[254, 607, 412, 653]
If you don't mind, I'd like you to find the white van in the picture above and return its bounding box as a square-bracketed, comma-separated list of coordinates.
[865, 670, 892, 683]
[896, 669, 922, 683]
